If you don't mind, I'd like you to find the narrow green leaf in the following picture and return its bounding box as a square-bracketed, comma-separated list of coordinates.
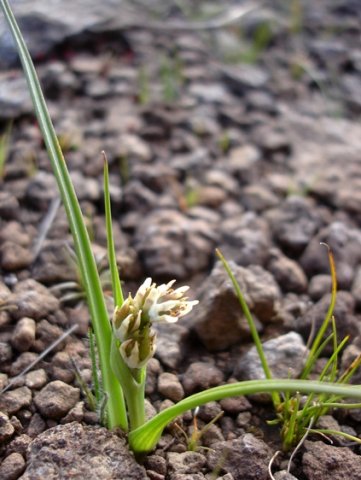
[0, 0, 127, 430]
[103, 152, 124, 307]
[128, 379, 361, 454]
[216, 249, 281, 406]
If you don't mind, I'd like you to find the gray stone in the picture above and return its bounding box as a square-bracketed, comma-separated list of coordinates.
[0, 341, 12, 362]
[302, 440, 361, 480]
[241, 184, 280, 212]
[34, 380, 80, 420]
[11, 317, 36, 352]
[25, 171, 58, 210]
[0, 387, 32, 415]
[0, 452, 25, 480]
[167, 451, 206, 475]
[228, 144, 261, 184]
[61, 401, 85, 424]
[9, 352, 38, 376]
[144, 454, 167, 477]
[189, 83, 230, 104]
[182, 362, 224, 395]
[134, 209, 217, 279]
[197, 401, 223, 423]
[0, 281, 11, 304]
[27, 412, 46, 438]
[310, 39, 348, 69]
[11, 279, 60, 320]
[155, 323, 189, 369]
[0, 221, 31, 247]
[308, 274, 332, 301]
[32, 241, 78, 284]
[20, 422, 147, 479]
[219, 396, 252, 415]
[0, 241, 33, 270]
[24, 369, 47, 390]
[0, 411, 15, 443]
[193, 261, 280, 351]
[220, 213, 271, 267]
[0, 191, 20, 220]
[169, 474, 206, 480]
[0, 0, 137, 68]
[0, 73, 32, 119]
[158, 372, 184, 402]
[207, 434, 272, 480]
[253, 127, 291, 155]
[70, 171, 100, 202]
[234, 332, 308, 380]
[266, 196, 323, 254]
[33, 319, 65, 353]
[118, 134, 152, 162]
[222, 65, 269, 92]
[267, 249, 308, 294]
[273, 472, 299, 480]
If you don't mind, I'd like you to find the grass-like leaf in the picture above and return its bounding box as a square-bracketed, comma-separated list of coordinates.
[128, 379, 361, 455]
[0, 0, 126, 430]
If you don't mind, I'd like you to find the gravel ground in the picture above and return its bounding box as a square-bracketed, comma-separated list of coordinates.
[0, 1, 361, 479]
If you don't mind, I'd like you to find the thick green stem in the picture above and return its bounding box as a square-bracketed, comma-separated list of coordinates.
[110, 338, 146, 431]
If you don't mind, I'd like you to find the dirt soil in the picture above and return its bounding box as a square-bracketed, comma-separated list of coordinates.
[0, 1, 361, 479]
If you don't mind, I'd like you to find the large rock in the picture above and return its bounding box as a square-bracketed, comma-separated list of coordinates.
[207, 434, 273, 480]
[234, 332, 308, 380]
[134, 209, 218, 279]
[19, 422, 147, 479]
[193, 261, 281, 351]
[302, 440, 361, 480]
[0, 0, 132, 68]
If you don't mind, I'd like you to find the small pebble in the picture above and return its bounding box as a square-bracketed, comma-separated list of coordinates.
[0, 452, 26, 480]
[11, 317, 36, 352]
[34, 380, 80, 419]
[158, 372, 184, 402]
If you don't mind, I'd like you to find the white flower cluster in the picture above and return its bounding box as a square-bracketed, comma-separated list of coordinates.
[113, 278, 198, 369]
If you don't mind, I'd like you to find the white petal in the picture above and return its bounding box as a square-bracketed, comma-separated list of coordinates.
[120, 340, 142, 369]
[115, 313, 133, 341]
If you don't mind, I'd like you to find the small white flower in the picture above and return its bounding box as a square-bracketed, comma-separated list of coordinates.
[143, 279, 199, 324]
[112, 278, 198, 368]
[119, 330, 156, 369]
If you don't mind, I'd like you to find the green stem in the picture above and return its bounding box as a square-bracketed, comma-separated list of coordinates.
[128, 379, 361, 454]
[0, 0, 126, 430]
[110, 338, 146, 430]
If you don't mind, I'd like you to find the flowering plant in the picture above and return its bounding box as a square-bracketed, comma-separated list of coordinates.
[3, 0, 361, 459]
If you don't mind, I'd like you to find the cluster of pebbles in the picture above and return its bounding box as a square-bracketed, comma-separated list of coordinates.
[0, 0, 361, 478]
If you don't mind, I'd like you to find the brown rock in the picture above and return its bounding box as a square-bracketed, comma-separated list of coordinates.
[34, 381, 80, 420]
[20, 422, 147, 479]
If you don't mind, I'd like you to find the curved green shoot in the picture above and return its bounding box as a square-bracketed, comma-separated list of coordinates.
[0, 0, 126, 430]
[301, 243, 337, 378]
[216, 248, 281, 407]
[128, 379, 361, 454]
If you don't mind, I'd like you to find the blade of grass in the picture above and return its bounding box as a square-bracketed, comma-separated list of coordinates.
[103, 152, 124, 308]
[216, 248, 281, 407]
[0, 0, 126, 430]
[302, 244, 337, 377]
